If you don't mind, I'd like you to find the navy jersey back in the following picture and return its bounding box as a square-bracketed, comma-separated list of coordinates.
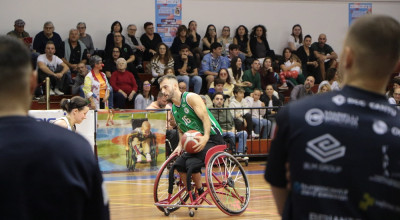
[266, 86, 400, 219]
[0, 116, 109, 220]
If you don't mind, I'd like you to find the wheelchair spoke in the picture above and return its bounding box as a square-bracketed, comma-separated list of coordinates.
[207, 152, 250, 215]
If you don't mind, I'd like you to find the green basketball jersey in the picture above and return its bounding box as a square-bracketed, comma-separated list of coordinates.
[172, 92, 222, 135]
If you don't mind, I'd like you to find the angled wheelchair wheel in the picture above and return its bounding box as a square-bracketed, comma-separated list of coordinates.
[154, 153, 189, 213]
[206, 152, 250, 216]
[150, 144, 158, 168]
[125, 149, 132, 169]
[127, 135, 139, 171]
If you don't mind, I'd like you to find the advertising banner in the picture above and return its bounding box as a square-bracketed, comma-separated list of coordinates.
[349, 3, 372, 26]
[96, 109, 167, 172]
[28, 110, 96, 151]
[155, 0, 182, 47]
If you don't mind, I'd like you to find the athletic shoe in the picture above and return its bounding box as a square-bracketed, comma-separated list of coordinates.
[146, 153, 152, 162]
[49, 89, 55, 95]
[251, 131, 259, 138]
[278, 84, 288, 90]
[54, 88, 64, 95]
[137, 154, 142, 162]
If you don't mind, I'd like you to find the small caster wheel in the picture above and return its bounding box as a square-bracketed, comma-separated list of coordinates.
[245, 160, 249, 166]
[189, 210, 195, 217]
[164, 209, 170, 216]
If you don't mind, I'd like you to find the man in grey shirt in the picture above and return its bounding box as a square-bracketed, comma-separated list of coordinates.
[290, 75, 315, 101]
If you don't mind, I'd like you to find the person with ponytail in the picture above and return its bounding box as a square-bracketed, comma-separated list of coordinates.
[54, 96, 90, 132]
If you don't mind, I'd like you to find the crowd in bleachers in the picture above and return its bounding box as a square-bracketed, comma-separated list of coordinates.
[7, 18, 399, 112]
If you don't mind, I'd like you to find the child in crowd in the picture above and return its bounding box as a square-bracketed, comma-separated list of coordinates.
[245, 88, 271, 139]
[229, 86, 254, 138]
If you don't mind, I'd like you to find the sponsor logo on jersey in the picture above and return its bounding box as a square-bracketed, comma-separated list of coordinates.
[359, 193, 400, 213]
[372, 120, 388, 135]
[391, 126, 400, 138]
[306, 134, 346, 163]
[309, 212, 361, 220]
[305, 108, 359, 128]
[332, 95, 346, 106]
[369, 102, 397, 117]
[347, 97, 367, 107]
[184, 107, 189, 114]
[293, 182, 348, 201]
[305, 108, 324, 126]
[303, 162, 342, 174]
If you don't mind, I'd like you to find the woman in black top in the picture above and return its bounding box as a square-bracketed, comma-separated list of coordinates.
[202, 24, 217, 54]
[249, 25, 275, 60]
[233, 25, 252, 58]
[296, 35, 319, 81]
[105, 21, 125, 54]
[188, 20, 202, 67]
[170, 25, 192, 55]
[261, 84, 282, 115]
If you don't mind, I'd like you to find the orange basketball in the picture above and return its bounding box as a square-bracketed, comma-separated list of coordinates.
[181, 130, 203, 154]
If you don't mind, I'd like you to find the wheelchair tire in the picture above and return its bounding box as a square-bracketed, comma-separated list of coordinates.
[205, 152, 250, 216]
[153, 154, 189, 213]
[126, 149, 131, 169]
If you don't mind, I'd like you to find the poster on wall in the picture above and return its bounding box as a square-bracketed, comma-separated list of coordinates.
[349, 3, 372, 26]
[96, 109, 167, 172]
[155, 0, 182, 47]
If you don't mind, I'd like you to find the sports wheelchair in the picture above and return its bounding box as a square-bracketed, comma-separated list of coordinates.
[126, 132, 158, 171]
[153, 145, 250, 217]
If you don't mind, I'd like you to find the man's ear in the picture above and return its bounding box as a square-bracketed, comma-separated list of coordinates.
[343, 46, 353, 70]
[30, 70, 37, 95]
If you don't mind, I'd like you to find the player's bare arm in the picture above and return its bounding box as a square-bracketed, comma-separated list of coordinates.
[187, 94, 210, 152]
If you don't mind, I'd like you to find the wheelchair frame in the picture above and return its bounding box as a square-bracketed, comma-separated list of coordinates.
[153, 145, 250, 217]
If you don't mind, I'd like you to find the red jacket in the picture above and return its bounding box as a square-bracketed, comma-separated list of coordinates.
[110, 70, 138, 94]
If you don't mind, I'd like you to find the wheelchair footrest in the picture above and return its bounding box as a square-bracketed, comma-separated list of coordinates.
[154, 203, 217, 208]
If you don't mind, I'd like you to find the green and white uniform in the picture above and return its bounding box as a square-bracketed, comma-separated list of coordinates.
[172, 92, 222, 135]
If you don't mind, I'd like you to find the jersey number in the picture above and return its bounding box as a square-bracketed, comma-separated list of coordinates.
[182, 115, 191, 125]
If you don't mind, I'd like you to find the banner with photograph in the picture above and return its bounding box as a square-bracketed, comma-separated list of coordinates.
[96, 109, 167, 172]
[349, 3, 372, 26]
[155, 0, 182, 47]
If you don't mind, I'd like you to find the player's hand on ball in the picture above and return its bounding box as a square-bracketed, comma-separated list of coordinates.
[193, 135, 209, 153]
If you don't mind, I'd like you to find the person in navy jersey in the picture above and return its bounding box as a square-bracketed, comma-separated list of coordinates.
[0, 36, 109, 219]
[265, 15, 400, 219]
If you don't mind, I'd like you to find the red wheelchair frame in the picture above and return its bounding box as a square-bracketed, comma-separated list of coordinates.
[153, 145, 250, 217]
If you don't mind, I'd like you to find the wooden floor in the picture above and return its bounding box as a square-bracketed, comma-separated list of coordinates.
[104, 160, 280, 220]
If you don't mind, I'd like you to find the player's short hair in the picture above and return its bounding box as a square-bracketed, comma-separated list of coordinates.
[158, 74, 178, 85]
[345, 15, 400, 78]
[0, 36, 32, 100]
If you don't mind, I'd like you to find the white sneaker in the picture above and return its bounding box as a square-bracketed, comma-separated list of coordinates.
[278, 83, 288, 90]
[54, 88, 64, 95]
[136, 154, 142, 162]
[146, 153, 152, 162]
[49, 89, 55, 95]
[251, 131, 259, 138]
[238, 153, 249, 160]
